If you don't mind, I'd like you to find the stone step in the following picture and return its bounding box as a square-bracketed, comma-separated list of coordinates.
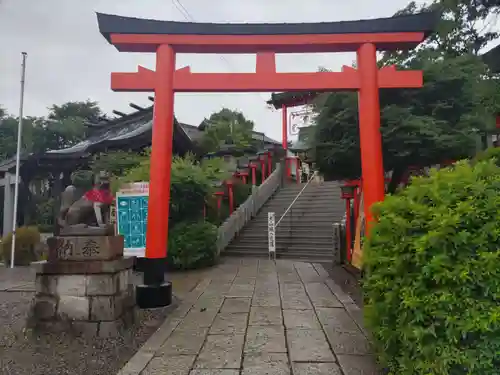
[222, 249, 334, 262]
[232, 241, 334, 250]
[256, 206, 344, 218]
[247, 218, 342, 227]
[270, 194, 341, 201]
[251, 210, 344, 220]
[235, 233, 333, 242]
[236, 231, 334, 239]
[266, 201, 340, 208]
[247, 221, 339, 229]
[280, 183, 341, 190]
[226, 243, 336, 253]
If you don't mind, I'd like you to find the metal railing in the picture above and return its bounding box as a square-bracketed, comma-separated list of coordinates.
[266, 172, 317, 260]
[276, 171, 317, 227]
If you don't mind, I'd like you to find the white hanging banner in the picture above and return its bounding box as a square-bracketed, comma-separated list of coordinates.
[289, 107, 316, 136]
[268, 212, 276, 255]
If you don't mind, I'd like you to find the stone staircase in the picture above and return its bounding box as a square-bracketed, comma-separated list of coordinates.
[223, 181, 344, 262]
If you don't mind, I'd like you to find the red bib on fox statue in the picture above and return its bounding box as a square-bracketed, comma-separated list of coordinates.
[84, 186, 114, 205]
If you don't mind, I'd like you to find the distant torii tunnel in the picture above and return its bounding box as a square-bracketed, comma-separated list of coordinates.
[97, 11, 438, 307]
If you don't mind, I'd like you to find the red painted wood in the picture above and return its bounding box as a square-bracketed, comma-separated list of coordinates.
[295, 157, 300, 184]
[110, 66, 422, 92]
[109, 32, 426, 53]
[357, 43, 385, 233]
[346, 199, 352, 263]
[145, 44, 175, 259]
[267, 151, 272, 177]
[282, 105, 288, 150]
[259, 158, 266, 184]
[256, 52, 276, 73]
[250, 164, 257, 186]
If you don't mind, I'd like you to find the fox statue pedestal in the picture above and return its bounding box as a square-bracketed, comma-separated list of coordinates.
[28, 234, 136, 337]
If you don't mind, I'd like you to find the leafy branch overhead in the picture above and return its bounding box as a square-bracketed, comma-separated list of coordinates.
[312, 0, 500, 188]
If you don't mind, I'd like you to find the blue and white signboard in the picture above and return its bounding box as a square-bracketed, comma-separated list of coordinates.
[116, 182, 149, 257]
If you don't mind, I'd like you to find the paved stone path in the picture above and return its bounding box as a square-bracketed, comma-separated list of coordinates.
[119, 258, 377, 375]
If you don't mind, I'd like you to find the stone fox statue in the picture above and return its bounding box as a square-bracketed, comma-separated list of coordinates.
[57, 180, 114, 232]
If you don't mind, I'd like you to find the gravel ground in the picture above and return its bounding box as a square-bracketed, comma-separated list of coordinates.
[0, 271, 183, 375]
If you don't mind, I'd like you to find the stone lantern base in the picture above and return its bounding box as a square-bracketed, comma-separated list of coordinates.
[28, 235, 136, 337]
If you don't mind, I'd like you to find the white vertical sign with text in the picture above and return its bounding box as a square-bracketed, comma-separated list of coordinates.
[268, 212, 276, 257]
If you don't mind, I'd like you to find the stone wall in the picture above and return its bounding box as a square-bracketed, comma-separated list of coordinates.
[29, 236, 135, 337]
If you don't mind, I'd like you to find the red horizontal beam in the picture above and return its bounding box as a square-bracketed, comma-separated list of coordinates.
[109, 32, 425, 54]
[110, 66, 422, 93]
[110, 66, 155, 92]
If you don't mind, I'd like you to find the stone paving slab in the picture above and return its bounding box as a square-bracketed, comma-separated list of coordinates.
[116, 258, 379, 375]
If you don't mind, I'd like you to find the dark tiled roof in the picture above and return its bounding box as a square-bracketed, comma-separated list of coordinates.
[46, 110, 154, 157]
[251, 131, 280, 145]
[267, 91, 320, 109]
[97, 12, 439, 40]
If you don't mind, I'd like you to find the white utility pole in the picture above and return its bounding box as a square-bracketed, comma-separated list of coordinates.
[10, 52, 27, 268]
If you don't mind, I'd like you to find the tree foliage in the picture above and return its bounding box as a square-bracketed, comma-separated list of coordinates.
[167, 221, 219, 270]
[114, 153, 230, 226]
[312, 0, 500, 188]
[90, 150, 148, 177]
[382, 0, 500, 66]
[198, 108, 255, 153]
[0, 100, 103, 160]
[364, 157, 500, 374]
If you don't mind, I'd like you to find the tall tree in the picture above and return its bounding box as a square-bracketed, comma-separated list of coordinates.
[312, 0, 500, 191]
[40, 100, 104, 151]
[199, 108, 255, 153]
[0, 100, 105, 160]
[382, 0, 500, 66]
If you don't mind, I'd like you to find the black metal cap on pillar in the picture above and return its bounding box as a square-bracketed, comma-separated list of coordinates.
[136, 257, 172, 308]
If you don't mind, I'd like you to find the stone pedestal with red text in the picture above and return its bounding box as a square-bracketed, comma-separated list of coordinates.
[28, 235, 136, 337]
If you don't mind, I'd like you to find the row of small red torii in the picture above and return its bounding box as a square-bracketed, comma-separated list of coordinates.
[205, 150, 287, 218]
[98, 12, 433, 261]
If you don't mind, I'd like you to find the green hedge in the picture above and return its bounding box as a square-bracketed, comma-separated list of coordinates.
[168, 221, 218, 270]
[116, 155, 216, 226]
[363, 158, 500, 375]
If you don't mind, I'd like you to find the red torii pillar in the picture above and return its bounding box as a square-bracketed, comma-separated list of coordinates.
[249, 163, 257, 186]
[282, 105, 288, 151]
[239, 171, 249, 184]
[266, 151, 273, 177]
[357, 44, 385, 227]
[214, 191, 225, 217]
[258, 156, 266, 184]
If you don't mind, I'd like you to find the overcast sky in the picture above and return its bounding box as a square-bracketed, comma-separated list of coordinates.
[0, 0, 495, 143]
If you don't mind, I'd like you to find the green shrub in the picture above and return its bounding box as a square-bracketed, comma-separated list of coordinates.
[34, 197, 55, 231]
[473, 146, 500, 166]
[168, 221, 218, 270]
[116, 154, 214, 226]
[71, 169, 94, 190]
[363, 159, 500, 375]
[232, 180, 252, 207]
[1, 226, 41, 266]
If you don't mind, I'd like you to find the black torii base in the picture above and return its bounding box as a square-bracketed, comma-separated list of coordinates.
[135, 257, 172, 309]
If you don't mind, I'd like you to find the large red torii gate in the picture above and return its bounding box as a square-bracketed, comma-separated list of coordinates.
[97, 11, 438, 307]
